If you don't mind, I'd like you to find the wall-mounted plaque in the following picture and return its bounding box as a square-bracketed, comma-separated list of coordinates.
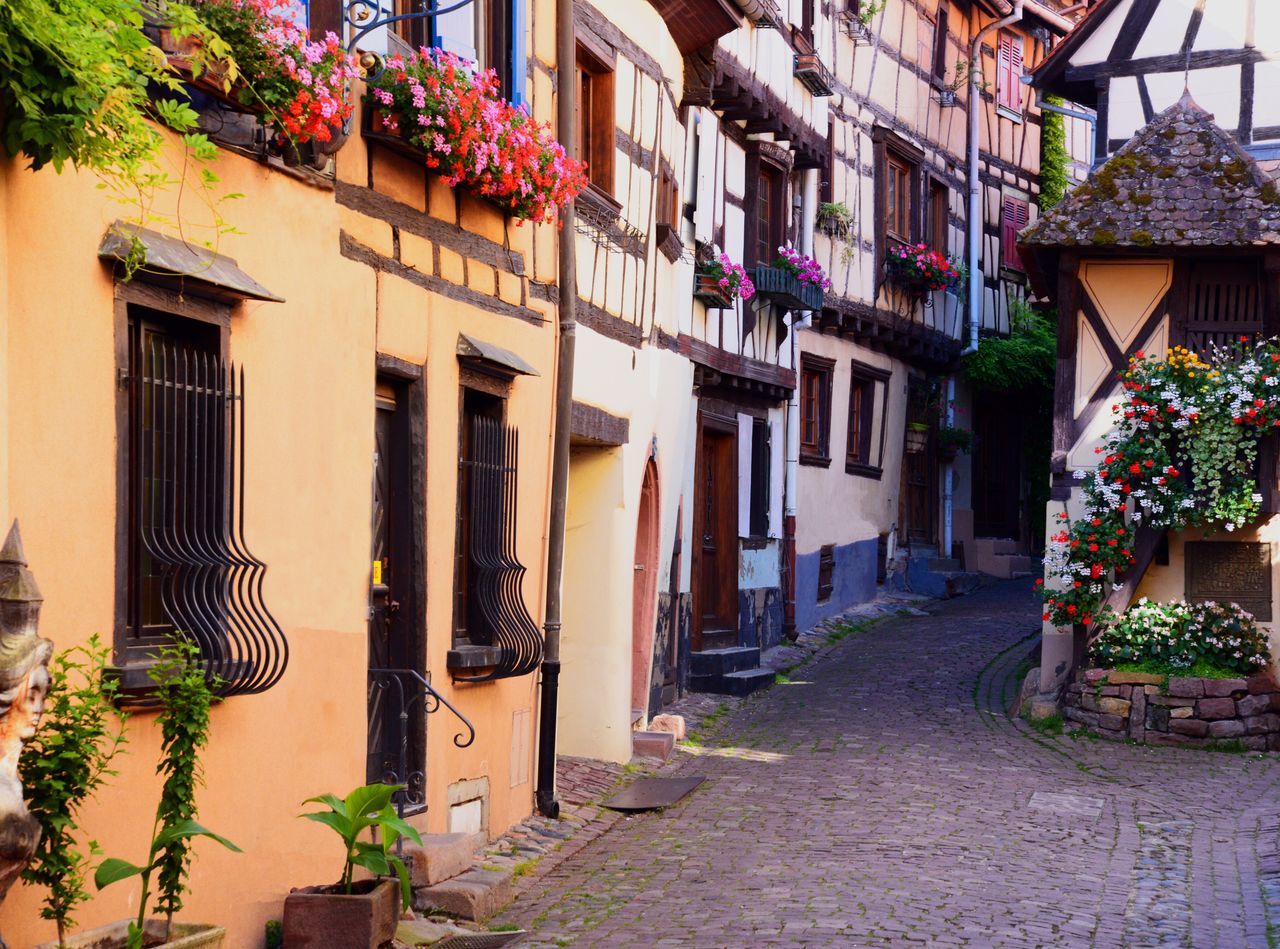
[1185, 541, 1272, 621]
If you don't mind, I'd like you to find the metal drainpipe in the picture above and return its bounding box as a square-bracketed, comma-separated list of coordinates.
[1035, 90, 1098, 171]
[535, 0, 577, 820]
[783, 170, 818, 639]
[964, 0, 1024, 358]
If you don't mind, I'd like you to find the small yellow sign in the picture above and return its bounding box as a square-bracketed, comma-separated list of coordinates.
[372, 560, 382, 585]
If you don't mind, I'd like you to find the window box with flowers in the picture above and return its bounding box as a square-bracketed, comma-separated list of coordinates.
[883, 242, 960, 297]
[937, 425, 972, 462]
[150, 0, 360, 161]
[754, 247, 830, 311]
[694, 254, 755, 309]
[364, 49, 587, 224]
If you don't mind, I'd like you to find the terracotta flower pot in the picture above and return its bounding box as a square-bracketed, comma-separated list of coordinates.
[368, 107, 405, 137]
[33, 919, 224, 949]
[283, 878, 401, 949]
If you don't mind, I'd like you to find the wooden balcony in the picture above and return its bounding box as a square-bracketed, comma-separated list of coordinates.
[753, 266, 824, 311]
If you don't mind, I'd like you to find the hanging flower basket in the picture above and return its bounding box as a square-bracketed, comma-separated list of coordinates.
[905, 422, 929, 454]
[694, 272, 735, 309]
[884, 242, 960, 296]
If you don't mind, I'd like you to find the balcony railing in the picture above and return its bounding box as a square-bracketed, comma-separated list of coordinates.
[794, 50, 835, 97]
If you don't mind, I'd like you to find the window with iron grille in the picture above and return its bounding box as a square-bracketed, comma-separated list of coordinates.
[451, 387, 542, 681]
[117, 301, 286, 697]
[800, 354, 835, 466]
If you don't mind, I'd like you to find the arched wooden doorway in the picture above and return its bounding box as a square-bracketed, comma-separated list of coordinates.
[631, 459, 660, 718]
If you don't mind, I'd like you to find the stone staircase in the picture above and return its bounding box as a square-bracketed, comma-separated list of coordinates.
[892, 550, 983, 599]
[969, 537, 1034, 579]
[688, 646, 775, 696]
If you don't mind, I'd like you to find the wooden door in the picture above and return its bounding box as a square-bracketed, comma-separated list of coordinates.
[972, 390, 1021, 539]
[899, 379, 936, 547]
[692, 415, 738, 651]
[631, 460, 660, 716]
[367, 382, 424, 789]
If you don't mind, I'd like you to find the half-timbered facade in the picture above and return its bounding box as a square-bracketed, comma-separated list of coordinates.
[1021, 92, 1280, 691]
[1034, 0, 1280, 165]
[794, 0, 1088, 630]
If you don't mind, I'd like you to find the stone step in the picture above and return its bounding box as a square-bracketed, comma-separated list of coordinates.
[973, 536, 1019, 556]
[689, 667, 777, 697]
[414, 867, 513, 921]
[982, 554, 1034, 580]
[927, 557, 962, 572]
[632, 729, 675, 760]
[689, 646, 760, 676]
[404, 832, 484, 888]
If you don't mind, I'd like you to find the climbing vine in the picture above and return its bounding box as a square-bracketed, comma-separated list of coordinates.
[1040, 339, 1276, 627]
[1039, 94, 1068, 211]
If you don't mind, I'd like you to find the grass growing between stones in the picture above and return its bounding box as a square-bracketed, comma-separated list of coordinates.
[825, 618, 878, 646]
[1113, 659, 1241, 680]
[1027, 712, 1063, 737]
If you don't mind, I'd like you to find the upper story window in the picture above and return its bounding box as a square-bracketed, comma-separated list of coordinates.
[931, 2, 949, 84]
[800, 354, 835, 466]
[576, 42, 616, 197]
[927, 179, 949, 251]
[885, 154, 913, 243]
[846, 360, 892, 479]
[1001, 195, 1029, 270]
[996, 32, 1024, 117]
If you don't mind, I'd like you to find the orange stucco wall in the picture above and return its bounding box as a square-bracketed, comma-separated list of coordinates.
[0, 79, 556, 945]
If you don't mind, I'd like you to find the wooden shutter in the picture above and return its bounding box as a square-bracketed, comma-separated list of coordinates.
[998, 34, 1023, 112]
[1002, 196, 1029, 270]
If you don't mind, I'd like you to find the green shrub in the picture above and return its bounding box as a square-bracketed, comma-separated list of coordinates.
[1091, 598, 1271, 676]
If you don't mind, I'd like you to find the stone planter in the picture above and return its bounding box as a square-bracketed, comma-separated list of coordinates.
[283, 878, 401, 949]
[1062, 668, 1280, 750]
[33, 920, 224, 949]
[904, 423, 929, 454]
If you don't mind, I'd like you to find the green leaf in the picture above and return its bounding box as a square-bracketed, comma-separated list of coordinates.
[94, 857, 145, 889]
[301, 809, 355, 842]
[377, 804, 424, 849]
[344, 784, 400, 822]
[154, 819, 241, 853]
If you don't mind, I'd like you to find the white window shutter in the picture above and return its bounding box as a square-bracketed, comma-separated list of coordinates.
[738, 413, 753, 539]
[768, 416, 784, 539]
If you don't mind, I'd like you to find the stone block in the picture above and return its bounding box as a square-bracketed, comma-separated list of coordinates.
[1064, 707, 1100, 728]
[1108, 671, 1166, 686]
[1203, 678, 1249, 698]
[1237, 693, 1273, 717]
[1080, 694, 1102, 714]
[1083, 668, 1109, 685]
[1098, 697, 1131, 716]
[1198, 697, 1237, 719]
[1148, 732, 1207, 748]
[1100, 685, 1125, 697]
[1247, 673, 1280, 694]
[1029, 697, 1061, 720]
[1170, 707, 1194, 719]
[1208, 719, 1247, 738]
[1145, 685, 1162, 695]
[632, 731, 675, 760]
[1244, 736, 1269, 752]
[1168, 677, 1205, 698]
[1170, 718, 1210, 737]
[1129, 689, 1147, 728]
[405, 833, 481, 888]
[1270, 732, 1280, 752]
[1150, 695, 1195, 707]
[1099, 713, 1126, 731]
[1244, 713, 1280, 735]
[1066, 682, 1085, 696]
[648, 714, 687, 741]
[1147, 707, 1171, 731]
[414, 868, 513, 921]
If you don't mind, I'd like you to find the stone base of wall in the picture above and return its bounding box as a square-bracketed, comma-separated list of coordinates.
[1062, 668, 1280, 751]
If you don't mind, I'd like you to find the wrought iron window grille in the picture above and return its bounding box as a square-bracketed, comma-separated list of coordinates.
[454, 417, 543, 681]
[368, 667, 475, 821]
[837, 10, 876, 45]
[130, 342, 287, 696]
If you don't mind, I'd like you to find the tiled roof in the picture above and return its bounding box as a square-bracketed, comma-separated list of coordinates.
[1021, 93, 1280, 249]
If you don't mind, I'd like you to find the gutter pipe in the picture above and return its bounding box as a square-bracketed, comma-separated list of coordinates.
[535, 0, 577, 819]
[964, 0, 1024, 358]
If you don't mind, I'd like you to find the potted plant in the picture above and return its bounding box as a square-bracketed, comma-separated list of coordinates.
[937, 425, 973, 462]
[884, 242, 960, 297]
[364, 48, 587, 223]
[817, 201, 852, 239]
[905, 421, 930, 454]
[79, 641, 239, 949]
[283, 782, 423, 948]
[694, 253, 755, 309]
[23, 636, 128, 948]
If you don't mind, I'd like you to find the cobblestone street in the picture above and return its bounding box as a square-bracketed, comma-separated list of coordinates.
[499, 580, 1280, 947]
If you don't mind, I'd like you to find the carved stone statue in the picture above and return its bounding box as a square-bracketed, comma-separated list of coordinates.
[0, 520, 53, 916]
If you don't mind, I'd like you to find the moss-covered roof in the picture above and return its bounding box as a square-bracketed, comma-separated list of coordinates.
[1021, 93, 1280, 249]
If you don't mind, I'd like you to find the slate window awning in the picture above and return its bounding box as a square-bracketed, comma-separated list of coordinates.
[99, 223, 284, 303]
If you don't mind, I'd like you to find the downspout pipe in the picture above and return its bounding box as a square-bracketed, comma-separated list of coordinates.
[1035, 89, 1097, 170]
[535, 0, 577, 819]
[964, 0, 1024, 357]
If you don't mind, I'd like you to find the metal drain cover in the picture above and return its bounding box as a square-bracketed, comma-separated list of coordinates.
[434, 932, 527, 948]
[603, 776, 706, 811]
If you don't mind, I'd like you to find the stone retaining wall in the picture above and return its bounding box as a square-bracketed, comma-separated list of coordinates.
[1062, 668, 1280, 750]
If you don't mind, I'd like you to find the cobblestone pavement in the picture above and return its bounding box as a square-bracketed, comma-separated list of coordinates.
[498, 580, 1280, 947]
